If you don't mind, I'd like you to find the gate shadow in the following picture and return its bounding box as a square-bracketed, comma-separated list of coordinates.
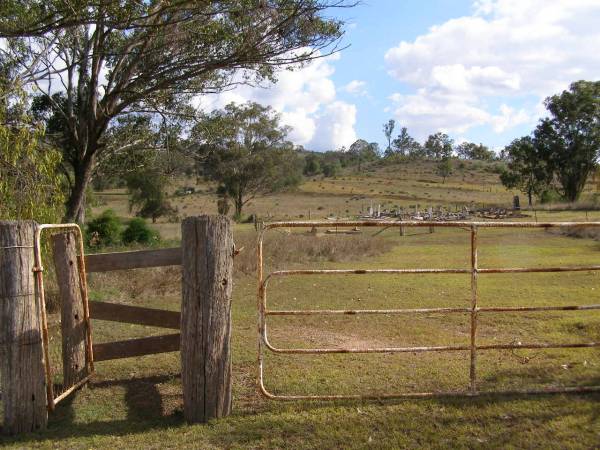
[0, 373, 183, 445]
[2, 372, 599, 446]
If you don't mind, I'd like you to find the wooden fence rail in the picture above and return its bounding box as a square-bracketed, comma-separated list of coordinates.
[89, 301, 180, 330]
[85, 247, 181, 272]
[92, 333, 181, 361]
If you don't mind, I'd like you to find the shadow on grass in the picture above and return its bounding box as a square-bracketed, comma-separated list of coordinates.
[2, 370, 599, 446]
[0, 374, 184, 446]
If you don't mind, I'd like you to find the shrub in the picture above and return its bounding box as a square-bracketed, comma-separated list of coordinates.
[86, 209, 122, 247]
[322, 161, 341, 177]
[122, 217, 158, 244]
[540, 189, 562, 204]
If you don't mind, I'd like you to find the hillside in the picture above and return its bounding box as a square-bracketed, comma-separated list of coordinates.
[93, 159, 600, 241]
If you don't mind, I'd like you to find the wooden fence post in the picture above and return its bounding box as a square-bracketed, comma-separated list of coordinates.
[181, 215, 233, 423]
[0, 221, 47, 434]
[51, 232, 87, 388]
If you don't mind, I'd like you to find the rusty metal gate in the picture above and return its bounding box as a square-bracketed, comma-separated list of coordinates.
[34, 223, 95, 411]
[257, 220, 600, 400]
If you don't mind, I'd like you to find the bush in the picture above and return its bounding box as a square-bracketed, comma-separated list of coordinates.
[540, 189, 562, 204]
[322, 161, 341, 177]
[86, 210, 122, 247]
[122, 217, 158, 244]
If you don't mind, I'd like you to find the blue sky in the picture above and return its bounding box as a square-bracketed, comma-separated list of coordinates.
[200, 0, 600, 152]
[334, 0, 476, 147]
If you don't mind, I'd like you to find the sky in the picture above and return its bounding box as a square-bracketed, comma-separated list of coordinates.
[199, 0, 600, 152]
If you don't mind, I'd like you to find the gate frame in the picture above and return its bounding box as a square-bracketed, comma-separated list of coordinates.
[257, 220, 600, 400]
[33, 223, 95, 411]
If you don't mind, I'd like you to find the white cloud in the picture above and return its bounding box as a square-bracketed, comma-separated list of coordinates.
[310, 101, 357, 151]
[195, 52, 356, 151]
[384, 0, 600, 138]
[343, 79, 368, 96]
[490, 104, 530, 133]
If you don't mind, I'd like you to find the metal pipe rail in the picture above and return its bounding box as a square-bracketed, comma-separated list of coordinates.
[256, 220, 600, 400]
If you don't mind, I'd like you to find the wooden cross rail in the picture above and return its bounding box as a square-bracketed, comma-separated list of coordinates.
[85, 247, 181, 272]
[92, 333, 180, 361]
[89, 301, 180, 329]
[87, 301, 181, 361]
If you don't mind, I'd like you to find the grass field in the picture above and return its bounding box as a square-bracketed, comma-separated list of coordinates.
[2, 160, 600, 449]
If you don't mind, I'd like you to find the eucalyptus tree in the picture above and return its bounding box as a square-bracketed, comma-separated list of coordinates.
[424, 132, 453, 159]
[382, 119, 395, 155]
[500, 136, 553, 207]
[192, 102, 302, 219]
[501, 81, 600, 204]
[1, 0, 352, 222]
[390, 126, 422, 157]
[535, 80, 600, 202]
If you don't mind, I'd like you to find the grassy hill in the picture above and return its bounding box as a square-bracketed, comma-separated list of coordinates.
[94, 158, 600, 240]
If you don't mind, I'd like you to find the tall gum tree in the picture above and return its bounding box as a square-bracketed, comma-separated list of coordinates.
[0, 0, 353, 222]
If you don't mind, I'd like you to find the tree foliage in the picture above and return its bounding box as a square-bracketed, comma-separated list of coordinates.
[500, 137, 553, 206]
[1, 0, 351, 222]
[535, 80, 600, 202]
[304, 153, 322, 176]
[193, 102, 302, 219]
[347, 139, 380, 170]
[436, 157, 453, 183]
[389, 127, 422, 158]
[382, 119, 395, 154]
[0, 85, 64, 222]
[456, 142, 495, 161]
[126, 169, 175, 223]
[500, 81, 600, 204]
[424, 132, 453, 159]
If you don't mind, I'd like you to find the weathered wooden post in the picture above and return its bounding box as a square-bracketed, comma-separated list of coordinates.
[0, 221, 47, 434]
[181, 216, 233, 423]
[51, 232, 87, 388]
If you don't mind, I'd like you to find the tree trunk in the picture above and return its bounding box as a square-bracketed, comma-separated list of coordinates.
[0, 221, 48, 434]
[180, 216, 233, 423]
[64, 156, 95, 224]
[234, 192, 243, 219]
[528, 188, 532, 207]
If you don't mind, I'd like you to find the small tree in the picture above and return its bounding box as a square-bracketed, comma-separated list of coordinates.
[500, 137, 552, 207]
[194, 102, 302, 219]
[86, 210, 122, 247]
[424, 132, 453, 159]
[122, 218, 157, 245]
[348, 139, 380, 171]
[322, 160, 342, 177]
[383, 119, 395, 155]
[456, 142, 495, 161]
[126, 170, 174, 223]
[390, 127, 422, 158]
[436, 157, 453, 183]
[304, 154, 322, 176]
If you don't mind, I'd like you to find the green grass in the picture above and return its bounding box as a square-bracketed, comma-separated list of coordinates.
[3, 163, 600, 448]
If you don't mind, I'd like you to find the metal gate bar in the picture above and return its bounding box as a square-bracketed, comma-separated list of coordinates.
[257, 220, 600, 400]
[33, 224, 95, 411]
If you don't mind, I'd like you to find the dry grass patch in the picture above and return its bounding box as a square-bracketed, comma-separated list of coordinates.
[234, 231, 391, 274]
